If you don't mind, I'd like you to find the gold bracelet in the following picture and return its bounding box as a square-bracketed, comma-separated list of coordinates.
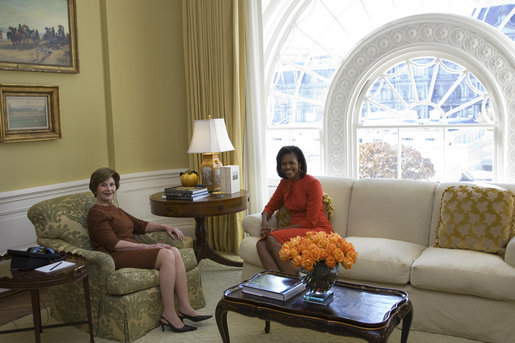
[160, 224, 166, 230]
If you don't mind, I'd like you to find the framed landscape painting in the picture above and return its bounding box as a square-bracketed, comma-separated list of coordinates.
[0, 0, 78, 73]
[0, 84, 61, 143]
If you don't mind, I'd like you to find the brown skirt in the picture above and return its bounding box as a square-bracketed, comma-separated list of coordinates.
[108, 248, 161, 269]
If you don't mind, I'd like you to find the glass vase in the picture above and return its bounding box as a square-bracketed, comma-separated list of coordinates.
[299, 262, 339, 305]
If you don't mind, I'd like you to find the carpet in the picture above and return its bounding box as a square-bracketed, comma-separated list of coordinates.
[0, 255, 483, 343]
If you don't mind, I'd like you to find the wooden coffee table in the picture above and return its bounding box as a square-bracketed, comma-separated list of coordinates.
[216, 271, 412, 343]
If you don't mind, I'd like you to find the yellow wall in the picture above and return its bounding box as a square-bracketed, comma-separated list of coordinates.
[0, 0, 188, 192]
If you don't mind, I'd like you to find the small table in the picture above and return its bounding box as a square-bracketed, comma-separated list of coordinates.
[216, 271, 413, 343]
[149, 190, 249, 267]
[0, 253, 94, 343]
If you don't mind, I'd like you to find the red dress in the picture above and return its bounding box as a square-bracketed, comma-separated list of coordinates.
[263, 174, 333, 243]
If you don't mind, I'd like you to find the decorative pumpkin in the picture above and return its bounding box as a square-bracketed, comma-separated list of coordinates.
[180, 170, 199, 187]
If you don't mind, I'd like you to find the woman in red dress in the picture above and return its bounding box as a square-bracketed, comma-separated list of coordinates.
[87, 168, 211, 333]
[257, 146, 333, 274]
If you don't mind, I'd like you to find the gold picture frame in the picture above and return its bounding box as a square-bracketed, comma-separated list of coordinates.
[0, 84, 61, 143]
[0, 0, 79, 73]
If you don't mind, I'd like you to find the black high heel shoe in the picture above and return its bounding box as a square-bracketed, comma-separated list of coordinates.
[160, 316, 197, 333]
[178, 311, 212, 322]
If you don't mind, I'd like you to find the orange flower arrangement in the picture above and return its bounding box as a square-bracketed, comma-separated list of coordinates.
[279, 231, 358, 272]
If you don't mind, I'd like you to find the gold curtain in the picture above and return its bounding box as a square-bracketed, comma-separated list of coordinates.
[182, 0, 246, 253]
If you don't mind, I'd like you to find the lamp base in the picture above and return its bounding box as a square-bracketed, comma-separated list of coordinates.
[200, 153, 223, 192]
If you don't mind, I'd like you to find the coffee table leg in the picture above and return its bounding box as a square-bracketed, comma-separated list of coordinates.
[400, 303, 413, 343]
[264, 320, 270, 333]
[30, 289, 42, 343]
[215, 300, 230, 343]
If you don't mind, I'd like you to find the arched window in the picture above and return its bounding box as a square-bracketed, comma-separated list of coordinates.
[358, 57, 495, 181]
[263, 1, 515, 183]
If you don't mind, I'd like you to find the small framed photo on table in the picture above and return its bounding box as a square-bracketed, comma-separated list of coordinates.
[0, 84, 61, 143]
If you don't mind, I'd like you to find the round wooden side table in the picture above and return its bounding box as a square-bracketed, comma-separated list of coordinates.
[150, 190, 249, 267]
[0, 253, 94, 343]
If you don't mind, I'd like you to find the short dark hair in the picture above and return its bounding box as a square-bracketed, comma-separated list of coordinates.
[89, 167, 120, 196]
[276, 145, 307, 179]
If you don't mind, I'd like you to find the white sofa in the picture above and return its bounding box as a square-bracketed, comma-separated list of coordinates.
[239, 177, 515, 343]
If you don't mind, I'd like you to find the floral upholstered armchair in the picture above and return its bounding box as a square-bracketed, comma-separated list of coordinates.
[27, 192, 205, 342]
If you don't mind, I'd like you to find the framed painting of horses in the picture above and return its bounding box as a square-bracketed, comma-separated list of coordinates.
[0, 0, 78, 73]
[0, 84, 62, 143]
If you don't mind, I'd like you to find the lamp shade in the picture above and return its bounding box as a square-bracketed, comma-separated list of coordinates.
[187, 118, 235, 153]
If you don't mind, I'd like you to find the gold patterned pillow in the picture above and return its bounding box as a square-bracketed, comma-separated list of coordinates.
[275, 192, 334, 228]
[434, 185, 515, 256]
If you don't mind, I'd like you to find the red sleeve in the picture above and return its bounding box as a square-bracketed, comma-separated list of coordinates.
[297, 177, 323, 228]
[263, 179, 286, 215]
[87, 207, 120, 251]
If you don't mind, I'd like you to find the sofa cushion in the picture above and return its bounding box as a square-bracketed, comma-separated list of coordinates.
[434, 185, 514, 256]
[239, 236, 262, 267]
[341, 237, 426, 285]
[242, 214, 267, 237]
[317, 176, 355, 237]
[411, 247, 515, 301]
[346, 178, 436, 246]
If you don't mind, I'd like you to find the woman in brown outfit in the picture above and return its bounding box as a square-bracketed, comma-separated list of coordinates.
[87, 167, 211, 333]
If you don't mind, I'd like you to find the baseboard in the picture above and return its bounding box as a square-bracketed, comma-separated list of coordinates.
[0, 169, 194, 254]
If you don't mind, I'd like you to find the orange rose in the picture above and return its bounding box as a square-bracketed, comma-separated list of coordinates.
[328, 233, 341, 244]
[339, 241, 349, 253]
[333, 248, 345, 262]
[325, 256, 336, 269]
[279, 247, 291, 261]
[325, 242, 336, 254]
[343, 257, 354, 270]
[319, 237, 329, 249]
[308, 232, 322, 244]
[308, 246, 322, 261]
[348, 250, 358, 261]
[298, 240, 310, 252]
[301, 257, 315, 271]
[319, 248, 328, 261]
[292, 255, 303, 269]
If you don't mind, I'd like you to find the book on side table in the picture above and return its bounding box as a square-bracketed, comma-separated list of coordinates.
[163, 186, 209, 201]
[241, 272, 305, 301]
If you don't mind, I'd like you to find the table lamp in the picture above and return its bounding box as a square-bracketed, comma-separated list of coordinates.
[187, 118, 235, 192]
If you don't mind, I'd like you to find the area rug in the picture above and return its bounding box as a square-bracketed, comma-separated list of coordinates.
[0, 254, 483, 343]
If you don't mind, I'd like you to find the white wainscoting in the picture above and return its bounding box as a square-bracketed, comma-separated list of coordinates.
[0, 169, 194, 255]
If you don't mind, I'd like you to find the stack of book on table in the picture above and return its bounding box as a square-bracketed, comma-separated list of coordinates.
[241, 272, 305, 301]
[163, 186, 209, 201]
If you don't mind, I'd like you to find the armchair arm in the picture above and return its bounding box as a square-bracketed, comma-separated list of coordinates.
[242, 213, 277, 237]
[134, 231, 184, 248]
[505, 236, 515, 267]
[36, 236, 116, 291]
[37, 237, 114, 269]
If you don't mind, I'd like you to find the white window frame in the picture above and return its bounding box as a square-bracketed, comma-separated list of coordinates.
[355, 52, 498, 181]
[324, 14, 515, 182]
